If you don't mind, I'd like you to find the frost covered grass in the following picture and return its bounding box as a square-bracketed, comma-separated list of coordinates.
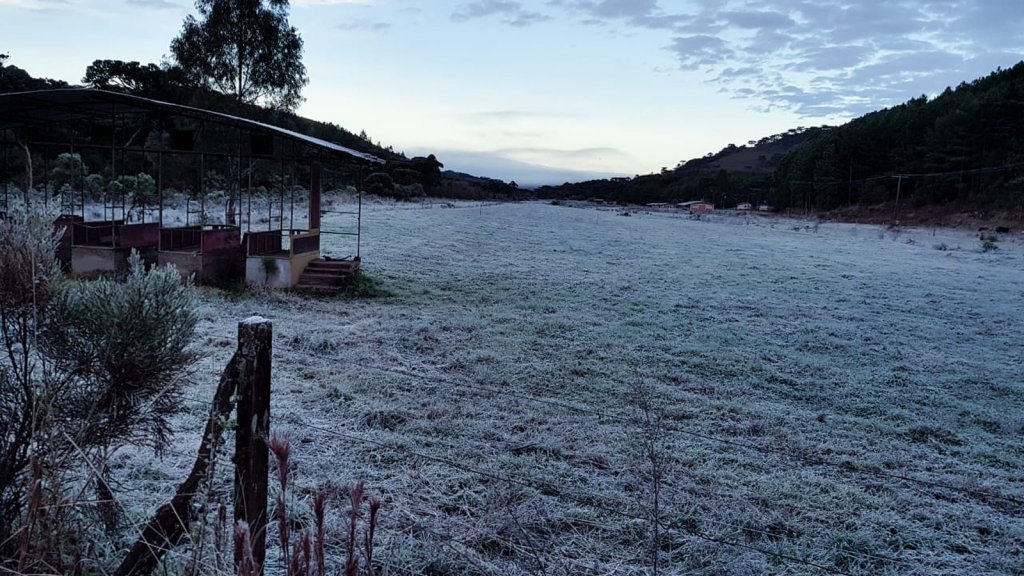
[117, 201, 1023, 575]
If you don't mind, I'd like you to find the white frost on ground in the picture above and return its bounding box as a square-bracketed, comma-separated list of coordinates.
[113, 201, 1024, 575]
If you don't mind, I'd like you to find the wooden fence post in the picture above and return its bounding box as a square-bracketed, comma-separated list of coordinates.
[235, 316, 272, 574]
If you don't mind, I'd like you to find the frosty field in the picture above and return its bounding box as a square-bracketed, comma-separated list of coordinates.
[121, 201, 1023, 575]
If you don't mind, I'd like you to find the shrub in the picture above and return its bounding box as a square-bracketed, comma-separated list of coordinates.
[42, 251, 200, 453]
[0, 204, 63, 549]
[1, 204, 200, 567]
[363, 172, 394, 196]
[49, 152, 88, 194]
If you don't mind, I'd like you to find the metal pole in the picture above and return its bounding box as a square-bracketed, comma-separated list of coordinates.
[894, 175, 903, 224]
[288, 164, 295, 233]
[247, 157, 253, 234]
[3, 137, 8, 212]
[357, 165, 363, 260]
[234, 127, 243, 226]
[110, 103, 117, 240]
[158, 151, 163, 231]
[120, 147, 126, 221]
[43, 151, 48, 207]
[78, 146, 85, 218]
[200, 153, 206, 226]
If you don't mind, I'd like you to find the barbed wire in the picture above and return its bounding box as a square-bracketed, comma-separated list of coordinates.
[359, 364, 1023, 509]
[161, 360, 1011, 574]
[279, 414, 909, 576]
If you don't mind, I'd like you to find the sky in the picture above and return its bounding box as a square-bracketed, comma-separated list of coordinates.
[1, 1, 1023, 186]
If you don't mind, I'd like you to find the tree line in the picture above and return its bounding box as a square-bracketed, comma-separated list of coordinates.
[2, 0, 523, 201]
[773, 61, 1024, 213]
[538, 61, 1024, 215]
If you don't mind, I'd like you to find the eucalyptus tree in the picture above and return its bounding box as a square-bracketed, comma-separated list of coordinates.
[170, 0, 308, 111]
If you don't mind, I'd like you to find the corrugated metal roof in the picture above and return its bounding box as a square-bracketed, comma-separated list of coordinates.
[0, 88, 383, 164]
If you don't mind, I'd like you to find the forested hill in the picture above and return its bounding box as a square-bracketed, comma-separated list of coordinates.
[535, 127, 823, 207]
[0, 56, 397, 160]
[774, 61, 1024, 214]
[0, 57, 525, 200]
[538, 60, 1024, 216]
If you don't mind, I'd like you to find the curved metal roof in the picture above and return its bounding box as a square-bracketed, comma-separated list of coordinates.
[0, 88, 383, 164]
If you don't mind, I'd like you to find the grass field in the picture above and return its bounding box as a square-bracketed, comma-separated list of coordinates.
[121, 200, 1023, 575]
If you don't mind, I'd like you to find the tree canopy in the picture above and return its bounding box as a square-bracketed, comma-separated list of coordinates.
[170, 0, 308, 111]
[0, 53, 68, 93]
[772, 61, 1024, 212]
[83, 60, 188, 100]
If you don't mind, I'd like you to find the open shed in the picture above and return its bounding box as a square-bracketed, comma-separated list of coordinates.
[0, 88, 382, 287]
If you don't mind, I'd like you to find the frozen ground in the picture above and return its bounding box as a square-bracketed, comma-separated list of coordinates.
[114, 201, 1023, 575]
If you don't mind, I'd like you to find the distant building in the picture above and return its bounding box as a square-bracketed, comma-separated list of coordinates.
[678, 200, 715, 214]
[736, 202, 753, 210]
[758, 204, 773, 212]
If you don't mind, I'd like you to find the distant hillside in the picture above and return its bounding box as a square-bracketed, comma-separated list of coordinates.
[438, 170, 523, 200]
[535, 127, 823, 206]
[539, 60, 1024, 218]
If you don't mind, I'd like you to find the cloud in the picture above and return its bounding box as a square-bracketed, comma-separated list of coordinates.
[336, 18, 391, 32]
[500, 145, 628, 164]
[543, 0, 1024, 119]
[788, 44, 873, 73]
[125, 0, 180, 9]
[670, 35, 734, 70]
[0, 0, 68, 9]
[722, 10, 795, 30]
[550, 0, 657, 20]
[423, 148, 630, 187]
[452, 1, 550, 27]
[466, 109, 583, 121]
[293, 0, 377, 6]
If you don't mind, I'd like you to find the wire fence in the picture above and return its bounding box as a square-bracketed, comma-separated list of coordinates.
[159, 333, 1021, 576]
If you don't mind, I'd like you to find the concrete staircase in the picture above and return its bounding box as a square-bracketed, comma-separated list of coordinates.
[295, 258, 360, 291]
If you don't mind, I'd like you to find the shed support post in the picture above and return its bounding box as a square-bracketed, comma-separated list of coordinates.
[310, 162, 321, 231]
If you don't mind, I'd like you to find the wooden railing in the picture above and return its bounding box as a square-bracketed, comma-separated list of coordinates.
[246, 229, 319, 257]
[160, 226, 202, 251]
[73, 220, 122, 247]
[161, 225, 240, 253]
[291, 230, 320, 255]
[70, 220, 159, 249]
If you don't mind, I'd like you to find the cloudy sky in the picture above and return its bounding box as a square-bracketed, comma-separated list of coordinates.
[2, 1, 1022, 185]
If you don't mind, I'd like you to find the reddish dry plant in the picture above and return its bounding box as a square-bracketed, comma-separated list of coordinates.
[364, 496, 381, 574]
[301, 532, 312, 576]
[345, 481, 365, 576]
[234, 520, 257, 576]
[289, 535, 309, 576]
[215, 501, 229, 573]
[313, 491, 327, 576]
[267, 434, 292, 569]
[267, 437, 380, 576]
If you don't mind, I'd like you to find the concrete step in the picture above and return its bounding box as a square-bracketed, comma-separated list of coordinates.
[294, 259, 361, 292]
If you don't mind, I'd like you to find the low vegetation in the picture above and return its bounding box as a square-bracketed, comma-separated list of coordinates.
[0, 207, 199, 570]
[106, 201, 1019, 575]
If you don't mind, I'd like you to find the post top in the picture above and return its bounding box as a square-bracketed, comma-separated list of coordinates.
[240, 315, 270, 326]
